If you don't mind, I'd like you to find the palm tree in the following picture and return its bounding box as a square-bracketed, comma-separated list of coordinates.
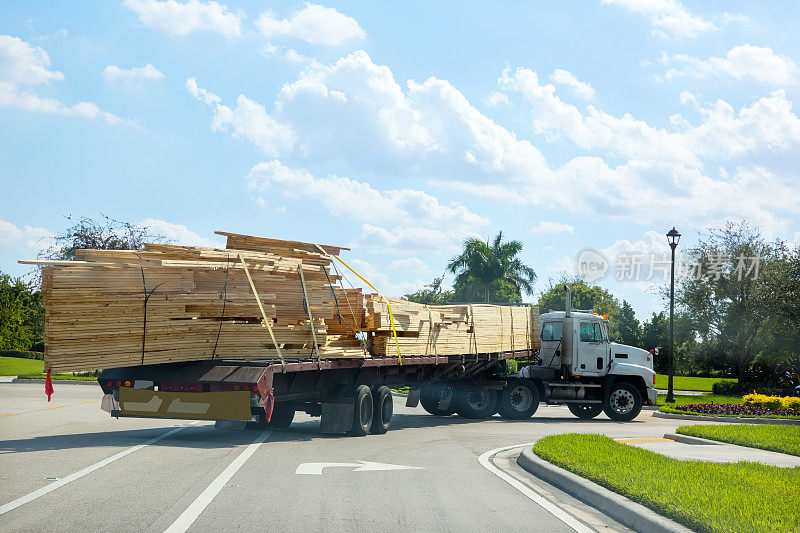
[447, 232, 536, 303]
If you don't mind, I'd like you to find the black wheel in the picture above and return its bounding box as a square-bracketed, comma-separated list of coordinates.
[350, 385, 374, 436]
[268, 403, 295, 428]
[603, 382, 643, 421]
[420, 383, 456, 416]
[498, 379, 539, 420]
[370, 386, 393, 434]
[568, 403, 603, 420]
[455, 387, 498, 419]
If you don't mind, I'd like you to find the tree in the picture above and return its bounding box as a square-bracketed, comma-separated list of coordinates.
[0, 273, 44, 351]
[677, 221, 774, 380]
[403, 277, 455, 305]
[447, 232, 536, 303]
[640, 311, 668, 372]
[616, 300, 641, 347]
[42, 215, 170, 261]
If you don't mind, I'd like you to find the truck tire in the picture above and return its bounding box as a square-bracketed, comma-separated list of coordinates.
[455, 387, 498, 419]
[567, 404, 603, 420]
[420, 383, 456, 416]
[268, 404, 295, 428]
[498, 379, 539, 419]
[349, 385, 374, 436]
[370, 386, 393, 434]
[603, 382, 643, 421]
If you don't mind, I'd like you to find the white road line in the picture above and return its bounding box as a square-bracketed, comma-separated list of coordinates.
[0, 421, 203, 516]
[164, 429, 272, 533]
[478, 444, 594, 533]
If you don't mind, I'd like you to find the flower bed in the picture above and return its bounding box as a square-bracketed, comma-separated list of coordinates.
[673, 403, 800, 418]
[743, 393, 800, 410]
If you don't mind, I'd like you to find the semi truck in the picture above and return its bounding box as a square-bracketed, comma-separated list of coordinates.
[97, 285, 656, 435]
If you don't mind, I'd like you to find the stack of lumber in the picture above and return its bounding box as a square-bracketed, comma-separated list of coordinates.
[364, 296, 540, 357]
[29, 235, 368, 373]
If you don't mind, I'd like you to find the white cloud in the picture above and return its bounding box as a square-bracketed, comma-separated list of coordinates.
[246, 160, 488, 251]
[138, 218, 221, 247]
[530, 221, 575, 235]
[603, 0, 717, 40]
[550, 69, 595, 99]
[485, 91, 509, 106]
[102, 63, 165, 83]
[660, 45, 799, 86]
[0, 219, 54, 253]
[186, 77, 294, 155]
[256, 4, 365, 47]
[0, 35, 127, 124]
[387, 257, 430, 273]
[0, 35, 63, 85]
[123, 0, 242, 38]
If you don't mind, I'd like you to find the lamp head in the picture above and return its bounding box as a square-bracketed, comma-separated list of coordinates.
[666, 227, 681, 248]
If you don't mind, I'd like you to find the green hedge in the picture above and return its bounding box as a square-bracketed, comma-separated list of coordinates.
[0, 350, 44, 360]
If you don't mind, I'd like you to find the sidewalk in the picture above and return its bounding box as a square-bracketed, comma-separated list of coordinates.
[616, 436, 800, 468]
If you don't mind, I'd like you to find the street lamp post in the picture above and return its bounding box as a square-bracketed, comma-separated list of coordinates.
[665, 227, 681, 404]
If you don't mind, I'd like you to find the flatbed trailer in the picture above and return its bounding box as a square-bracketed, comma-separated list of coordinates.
[98, 350, 533, 436]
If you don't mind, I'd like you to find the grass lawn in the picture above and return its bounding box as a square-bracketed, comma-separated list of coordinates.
[655, 374, 736, 392]
[0, 356, 43, 375]
[533, 434, 800, 533]
[656, 394, 742, 407]
[677, 424, 800, 457]
[0, 355, 97, 381]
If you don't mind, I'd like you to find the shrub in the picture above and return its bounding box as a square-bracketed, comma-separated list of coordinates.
[743, 393, 800, 410]
[0, 350, 44, 360]
[712, 379, 739, 395]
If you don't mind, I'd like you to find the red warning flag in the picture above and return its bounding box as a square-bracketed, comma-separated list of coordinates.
[45, 368, 54, 402]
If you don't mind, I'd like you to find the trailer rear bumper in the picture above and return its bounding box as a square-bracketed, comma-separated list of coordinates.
[113, 387, 252, 421]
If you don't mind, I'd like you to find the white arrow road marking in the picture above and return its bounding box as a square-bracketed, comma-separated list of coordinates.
[295, 461, 425, 475]
[478, 444, 593, 533]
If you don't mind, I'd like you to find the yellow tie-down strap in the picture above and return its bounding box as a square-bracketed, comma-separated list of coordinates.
[327, 254, 402, 364]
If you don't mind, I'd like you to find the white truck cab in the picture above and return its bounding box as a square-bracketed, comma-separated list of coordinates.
[519, 286, 657, 421]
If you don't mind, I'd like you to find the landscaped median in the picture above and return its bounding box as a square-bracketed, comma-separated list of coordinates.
[531, 433, 800, 533]
[660, 393, 800, 420]
[0, 355, 98, 381]
[676, 424, 800, 457]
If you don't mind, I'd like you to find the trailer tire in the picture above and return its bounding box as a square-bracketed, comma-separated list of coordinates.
[567, 404, 603, 420]
[603, 382, 643, 421]
[498, 379, 539, 419]
[455, 387, 498, 419]
[349, 385, 374, 436]
[370, 386, 393, 434]
[268, 404, 295, 428]
[420, 384, 456, 416]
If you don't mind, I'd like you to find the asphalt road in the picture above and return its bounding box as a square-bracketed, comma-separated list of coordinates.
[0, 383, 697, 533]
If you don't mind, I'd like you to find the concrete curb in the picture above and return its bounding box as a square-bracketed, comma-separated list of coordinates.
[10, 378, 99, 386]
[663, 433, 721, 445]
[653, 411, 800, 425]
[517, 447, 692, 533]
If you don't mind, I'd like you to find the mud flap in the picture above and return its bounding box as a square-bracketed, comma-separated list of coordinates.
[319, 402, 354, 434]
[406, 387, 421, 408]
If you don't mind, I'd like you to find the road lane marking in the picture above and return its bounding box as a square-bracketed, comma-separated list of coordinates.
[295, 461, 425, 475]
[616, 438, 671, 444]
[478, 444, 593, 533]
[0, 421, 202, 516]
[164, 429, 272, 533]
[0, 399, 98, 418]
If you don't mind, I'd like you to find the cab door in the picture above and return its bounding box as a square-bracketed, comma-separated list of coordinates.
[575, 320, 608, 376]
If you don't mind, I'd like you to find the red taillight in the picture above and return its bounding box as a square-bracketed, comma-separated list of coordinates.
[252, 385, 258, 392]
[189, 385, 195, 391]
[234, 385, 240, 391]
[107, 380, 113, 387]
[115, 380, 121, 387]
[653, 374, 656, 385]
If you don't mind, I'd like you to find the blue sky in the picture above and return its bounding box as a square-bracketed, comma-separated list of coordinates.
[1, 0, 799, 319]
